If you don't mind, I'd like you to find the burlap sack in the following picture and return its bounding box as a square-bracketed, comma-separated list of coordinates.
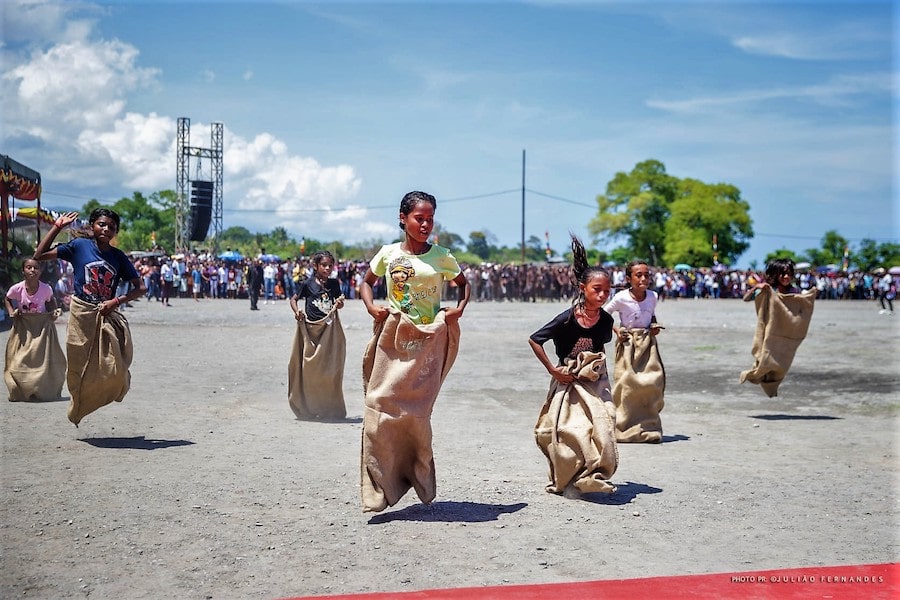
[534, 351, 618, 495]
[4, 312, 66, 402]
[66, 296, 133, 425]
[288, 304, 346, 420]
[740, 287, 816, 397]
[612, 328, 665, 443]
[360, 309, 460, 513]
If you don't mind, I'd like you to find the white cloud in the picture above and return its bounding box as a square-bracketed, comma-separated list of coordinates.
[646, 72, 894, 114]
[86, 112, 177, 189]
[4, 38, 159, 134]
[242, 70, 253, 81]
[1, 0, 97, 45]
[1, 0, 387, 243]
[732, 20, 889, 61]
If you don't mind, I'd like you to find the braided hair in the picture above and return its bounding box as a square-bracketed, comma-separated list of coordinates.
[570, 234, 610, 319]
[311, 249, 335, 267]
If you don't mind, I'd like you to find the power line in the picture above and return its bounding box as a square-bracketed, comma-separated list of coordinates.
[35, 187, 899, 243]
[526, 188, 597, 209]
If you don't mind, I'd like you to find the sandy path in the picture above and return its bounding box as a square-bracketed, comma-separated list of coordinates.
[1, 295, 897, 599]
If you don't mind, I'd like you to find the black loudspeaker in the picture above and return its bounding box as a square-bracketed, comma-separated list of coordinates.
[189, 180, 213, 241]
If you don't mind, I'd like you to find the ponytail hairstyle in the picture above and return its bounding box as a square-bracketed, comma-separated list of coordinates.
[569, 234, 610, 319]
[398, 191, 437, 230]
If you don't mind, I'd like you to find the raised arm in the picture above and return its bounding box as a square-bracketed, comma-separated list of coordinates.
[33, 211, 79, 261]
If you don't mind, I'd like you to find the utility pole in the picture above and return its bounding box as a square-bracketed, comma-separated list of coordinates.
[521, 149, 526, 264]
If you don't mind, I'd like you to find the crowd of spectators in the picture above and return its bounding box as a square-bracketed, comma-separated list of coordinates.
[41, 250, 898, 311]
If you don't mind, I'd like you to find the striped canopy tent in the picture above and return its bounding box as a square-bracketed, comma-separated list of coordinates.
[13, 206, 59, 227]
[1, 155, 42, 259]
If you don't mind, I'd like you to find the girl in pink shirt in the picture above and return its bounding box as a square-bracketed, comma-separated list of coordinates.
[5, 259, 57, 315]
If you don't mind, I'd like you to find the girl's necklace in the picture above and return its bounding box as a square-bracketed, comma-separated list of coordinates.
[578, 307, 601, 324]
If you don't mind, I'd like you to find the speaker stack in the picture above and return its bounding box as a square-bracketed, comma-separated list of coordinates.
[189, 180, 213, 241]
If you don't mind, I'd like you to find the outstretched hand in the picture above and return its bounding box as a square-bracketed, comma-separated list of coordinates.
[53, 211, 79, 230]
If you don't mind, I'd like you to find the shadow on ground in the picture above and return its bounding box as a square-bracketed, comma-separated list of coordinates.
[577, 481, 664, 505]
[751, 414, 841, 421]
[79, 436, 195, 450]
[368, 501, 527, 524]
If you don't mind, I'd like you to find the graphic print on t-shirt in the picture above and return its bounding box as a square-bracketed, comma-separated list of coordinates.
[312, 291, 334, 316]
[389, 257, 416, 318]
[570, 336, 594, 358]
[81, 260, 117, 302]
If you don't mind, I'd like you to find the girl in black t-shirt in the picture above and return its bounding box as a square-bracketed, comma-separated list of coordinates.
[287, 250, 347, 420]
[529, 236, 613, 382]
[528, 235, 619, 497]
[290, 251, 344, 321]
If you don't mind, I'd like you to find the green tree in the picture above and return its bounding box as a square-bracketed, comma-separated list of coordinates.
[525, 235, 546, 262]
[876, 242, 900, 267]
[764, 247, 803, 265]
[608, 247, 633, 266]
[590, 160, 753, 267]
[589, 159, 678, 265]
[855, 239, 900, 271]
[467, 231, 490, 260]
[662, 179, 752, 266]
[854, 239, 879, 272]
[805, 230, 849, 266]
[81, 190, 175, 252]
[432, 223, 464, 253]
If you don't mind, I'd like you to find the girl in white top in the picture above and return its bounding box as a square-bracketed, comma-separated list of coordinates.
[603, 260, 666, 444]
[604, 260, 661, 338]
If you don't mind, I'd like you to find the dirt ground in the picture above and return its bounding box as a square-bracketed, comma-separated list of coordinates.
[1, 294, 897, 599]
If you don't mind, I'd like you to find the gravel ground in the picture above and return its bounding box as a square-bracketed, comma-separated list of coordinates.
[1, 294, 897, 599]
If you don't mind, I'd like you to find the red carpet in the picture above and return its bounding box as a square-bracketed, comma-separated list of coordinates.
[283, 563, 896, 600]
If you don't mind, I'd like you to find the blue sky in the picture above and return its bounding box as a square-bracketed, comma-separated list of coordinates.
[2, 0, 896, 266]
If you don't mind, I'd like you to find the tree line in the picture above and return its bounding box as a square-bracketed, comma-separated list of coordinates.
[26, 160, 900, 271]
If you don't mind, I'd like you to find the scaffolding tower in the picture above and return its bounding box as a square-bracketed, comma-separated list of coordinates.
[175, 118, 223, 251]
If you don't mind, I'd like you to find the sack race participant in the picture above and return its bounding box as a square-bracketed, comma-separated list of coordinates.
[529, 235, 618, 496]
[741, 286, 816, 397]
[288, 251, 347, 420]
[359, 191, 469, 513]
[740, 258, 816, 397]
[65, 296, 134, 424]
[32, 209, 145, 426]
[5, 258, 66, 401]
[611, 327, 666, 443]
[5, 312, 67, 402]
[360, 310, 460, 512]
[604, 260, 666, 443]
